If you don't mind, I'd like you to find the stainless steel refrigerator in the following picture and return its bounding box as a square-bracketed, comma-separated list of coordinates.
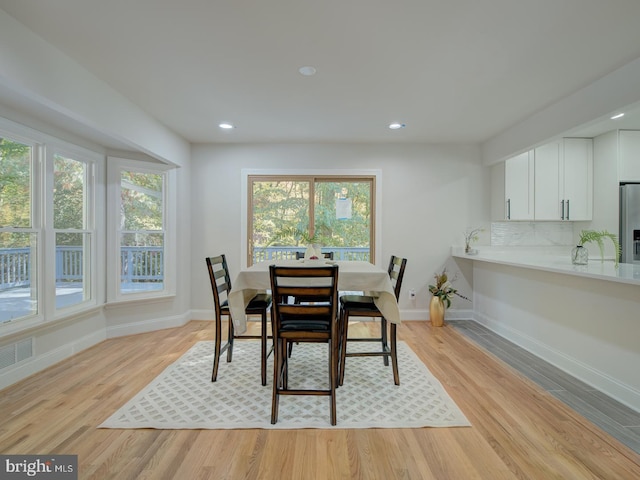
[620, 183, 640, 264]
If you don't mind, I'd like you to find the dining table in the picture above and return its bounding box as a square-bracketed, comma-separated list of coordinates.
[228, 259, 401, 334]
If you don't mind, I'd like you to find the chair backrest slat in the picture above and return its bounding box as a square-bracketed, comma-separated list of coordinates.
[269, 265, 339, 331]
[387, 255, 407, 300]
[295, 251, 334, 260]
[206, 255, 233, 313]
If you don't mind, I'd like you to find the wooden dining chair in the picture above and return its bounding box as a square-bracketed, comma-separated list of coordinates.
[288, 251, 335, 358]
[206, 255, 273, 386]
[269, 264, 340, 425]
[338, 255, 407, 386]
[292, 251, 334, 303]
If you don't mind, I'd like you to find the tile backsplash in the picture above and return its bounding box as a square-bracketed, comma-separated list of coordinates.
[491, 222, 574, 246]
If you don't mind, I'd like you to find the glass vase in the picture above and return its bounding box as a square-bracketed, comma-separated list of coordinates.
[571, 245, 588, 265]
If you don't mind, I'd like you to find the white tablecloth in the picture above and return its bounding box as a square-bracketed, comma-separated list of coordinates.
[228, 260, 400, 334]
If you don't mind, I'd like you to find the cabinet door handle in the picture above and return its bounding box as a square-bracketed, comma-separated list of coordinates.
[566, 199, 570, 220]
[507, 199, 511, 220]
[561, 200, 565, 220]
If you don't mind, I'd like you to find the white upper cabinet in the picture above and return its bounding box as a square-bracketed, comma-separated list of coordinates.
[501, 138, 593, 221]
[619, 130, 640, 182]
[534, 141, 561, 220]
[504, 150, 534, 220]
[561, 138, 593, 221]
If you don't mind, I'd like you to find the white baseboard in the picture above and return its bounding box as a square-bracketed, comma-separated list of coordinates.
[1, 311, 193, 391]
[473, 311, 640, 413]
[398, 309, 427, 321]
[0, 329, 106, 391]
[194, 308, 474, 322]
[190, 309, 215, 321]
[440, 308, 474, 320]
[106, 312, 192, 338]
[399, 308, 473, 321]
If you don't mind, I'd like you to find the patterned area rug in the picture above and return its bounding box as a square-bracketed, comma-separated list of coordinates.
[99, 340, 470, 429]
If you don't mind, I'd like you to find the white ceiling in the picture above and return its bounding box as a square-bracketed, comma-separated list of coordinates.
[2, 0, 640, 147]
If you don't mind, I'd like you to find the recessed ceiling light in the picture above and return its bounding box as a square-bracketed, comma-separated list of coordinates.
[611, 113, 625, 120]
[298, 66, 317, 76]
[388, 123, 406, 130]
[219, 123, 235, 129]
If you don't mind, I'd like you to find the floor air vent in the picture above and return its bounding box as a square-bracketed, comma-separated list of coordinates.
[0, 338, 34, 370]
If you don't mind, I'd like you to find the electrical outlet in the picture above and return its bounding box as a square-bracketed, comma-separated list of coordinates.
[409, 289, 416, 299]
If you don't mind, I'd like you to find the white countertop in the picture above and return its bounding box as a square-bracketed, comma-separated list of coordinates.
[452, 246, 640, 286]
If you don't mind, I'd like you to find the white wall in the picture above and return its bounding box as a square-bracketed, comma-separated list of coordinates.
[472, 261, 640, 412]
[190, 143, 490, 322]
[481, 56, 640, 165]
[0, 9, 190, 167]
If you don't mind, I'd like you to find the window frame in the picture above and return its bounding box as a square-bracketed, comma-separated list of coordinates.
[241, 169, 381, 268]
[0, 117, 104, 337]
[46, 142, 102, 318]
[106, 157, 176, 304]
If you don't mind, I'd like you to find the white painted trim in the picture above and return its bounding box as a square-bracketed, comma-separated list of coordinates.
[240, 169, 383, 269]
[106, 157, 177, 303]
[191, 309, 215, 321]
[193, 308, 471, 322]
[106, 312, 191, 338]
[439, 308, 474, 321]
[0, 115, 106, 340]
[472, 310, 640, 413]
[400, 309, 429, 321]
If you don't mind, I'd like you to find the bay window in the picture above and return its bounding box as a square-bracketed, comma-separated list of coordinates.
[107, 158, 175, 302]
[0, 120, 101, 334]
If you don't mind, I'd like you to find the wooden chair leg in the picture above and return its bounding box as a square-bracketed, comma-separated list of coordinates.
[271, 338, 282, 424]
[339, 309, 349, 386]
[330, 338, 337, 425]
[283, 340, 289, 390]
[335, 311, 342, 389]
[390, 323, 399, 385]
[381, 317, 389, 366]
[261, 311, 267, 386]
[212, 315, 222, 382]
[226, 319, 234, 362]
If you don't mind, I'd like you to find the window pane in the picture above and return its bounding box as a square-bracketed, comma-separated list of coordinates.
[0, 233, 37, 323]
[249, 176, 374, 264]
[120, 232, 164, 293]
[54, 155, 85, 229]
[315, 181, 371, 261]
[0, 138, 32, 228]
[55, 232, 89, 309]
[251, 180, 309, 262]
[121, 172, 163, 231]
[118, 168, 165, 297]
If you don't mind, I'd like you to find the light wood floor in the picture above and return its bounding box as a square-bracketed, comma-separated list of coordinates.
[1, 320, 639, 480]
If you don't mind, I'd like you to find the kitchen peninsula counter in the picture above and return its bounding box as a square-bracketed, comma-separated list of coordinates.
[451, 245, 640, 412]
[452, 246, 640, 286]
